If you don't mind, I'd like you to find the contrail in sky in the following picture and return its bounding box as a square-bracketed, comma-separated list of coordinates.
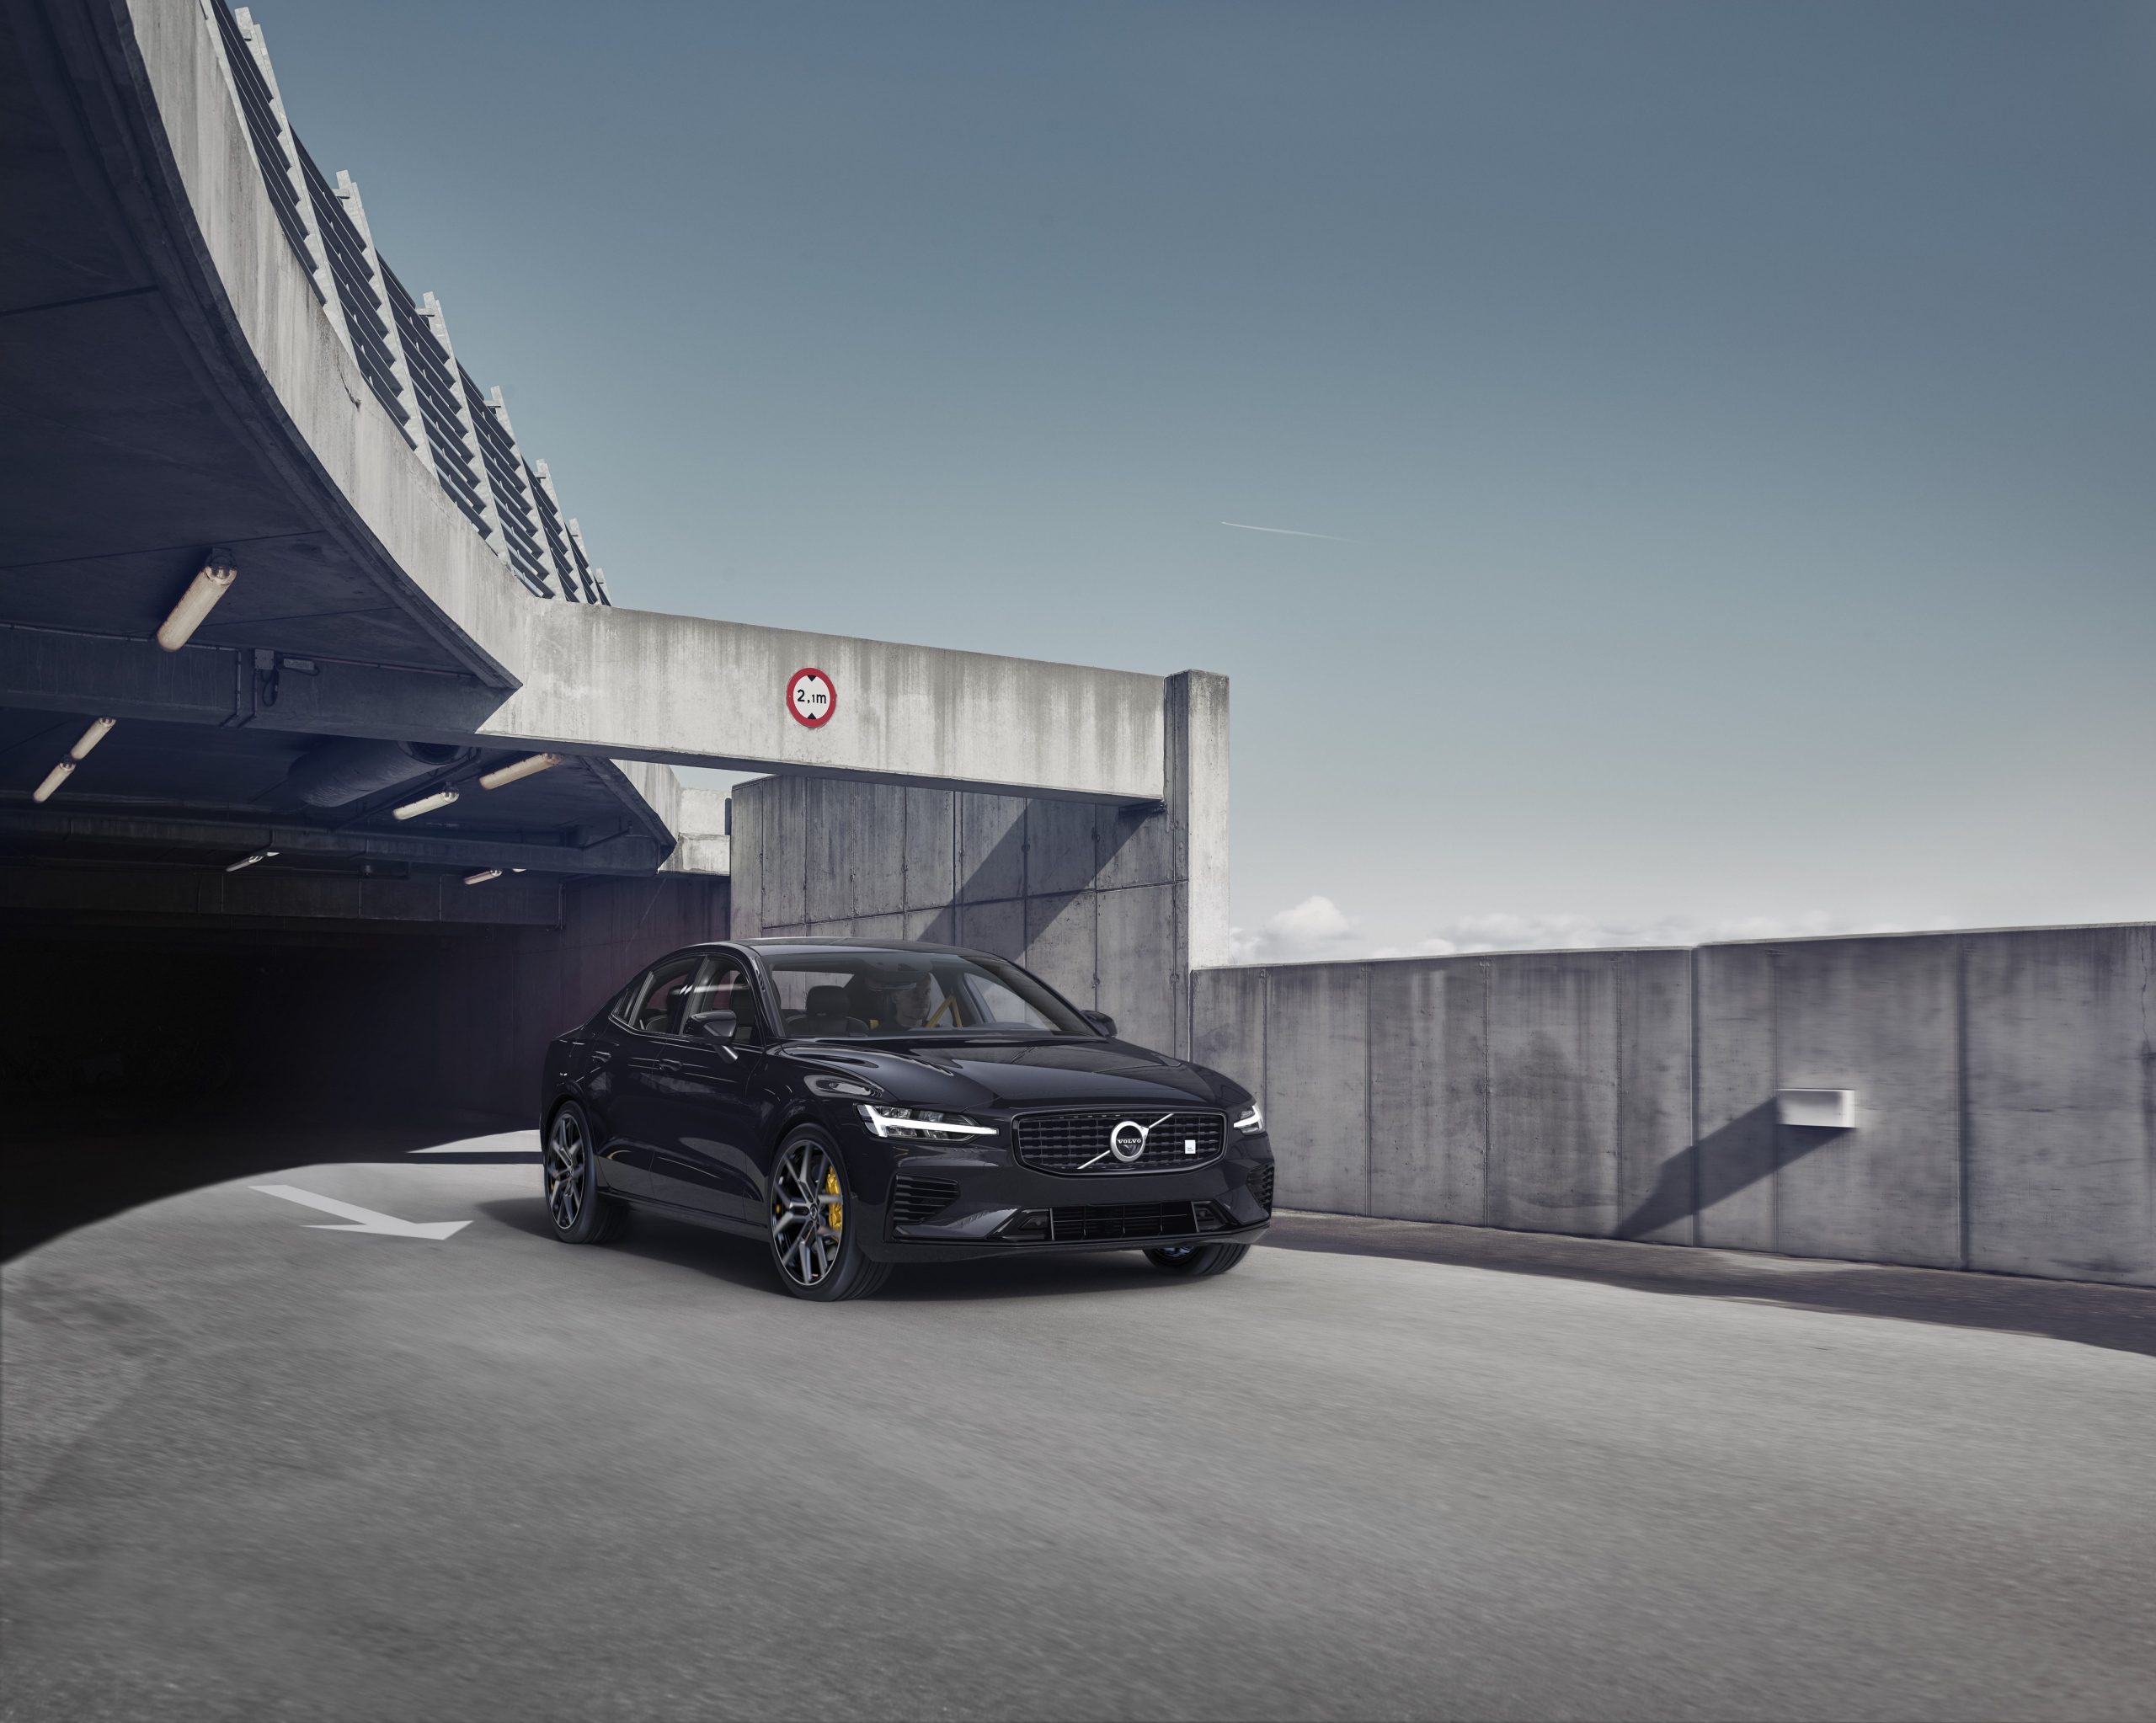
[1220, 520, 1362, 543]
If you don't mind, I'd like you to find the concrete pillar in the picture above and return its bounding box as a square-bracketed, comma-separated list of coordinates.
[565, 520, 612, 605]
[225, 8, 349, 355]
[1166, 669, 1230, 974]
[417, 292, 509, 561]
[331, 171, 436, 478]
[482, 387, 559, 598]
[531, 462, 592, 602]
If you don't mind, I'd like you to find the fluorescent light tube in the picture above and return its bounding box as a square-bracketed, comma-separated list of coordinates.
[464, 868, 503, 885]
[392, 788, 459, 820]
[157, 561, 237, 652]
[478, 752, 563, 790]
[69, 717, 117, 760]
[226, 850, 278, 872]
[31, 760, 73, 803]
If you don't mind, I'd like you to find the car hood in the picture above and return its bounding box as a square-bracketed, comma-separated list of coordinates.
[786, 1035, 1227, 1111]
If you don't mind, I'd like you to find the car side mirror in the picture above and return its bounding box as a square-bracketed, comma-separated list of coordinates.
[1081, 1010, 1117, 1038]
[686, 1008, 740, 1042]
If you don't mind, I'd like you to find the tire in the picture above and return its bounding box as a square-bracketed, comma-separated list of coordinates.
[543, 1102, 627, 1245]
[766, 1128, 891, 1302]
[1144, 1240, 1251, 1278]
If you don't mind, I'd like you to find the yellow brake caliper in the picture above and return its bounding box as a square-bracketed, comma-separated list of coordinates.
[823, 1166, 843, 1231]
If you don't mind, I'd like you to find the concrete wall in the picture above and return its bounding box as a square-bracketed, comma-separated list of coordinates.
[730, 672, 1227, 1058]
[1194, 924, 2155, 1286]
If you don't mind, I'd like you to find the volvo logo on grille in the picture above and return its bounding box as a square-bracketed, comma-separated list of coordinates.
[1086, 1113, 1174, 1170]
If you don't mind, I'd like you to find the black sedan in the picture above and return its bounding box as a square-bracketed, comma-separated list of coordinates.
[539, 939, 1276, 1300]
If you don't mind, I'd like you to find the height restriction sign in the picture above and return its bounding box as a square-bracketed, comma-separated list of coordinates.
[787, 667, 835, 728]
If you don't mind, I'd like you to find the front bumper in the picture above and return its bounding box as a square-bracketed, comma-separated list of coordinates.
[852, 1128, 1273, 1262]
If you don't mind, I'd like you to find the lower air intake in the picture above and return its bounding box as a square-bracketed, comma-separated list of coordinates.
[1251, 1165, 1276, 1213]
[1048, 1202, 1199, 1242]
[890, 1175, 961, 1225]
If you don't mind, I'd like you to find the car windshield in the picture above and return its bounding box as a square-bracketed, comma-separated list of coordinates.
[763, 949, 1090, 1038]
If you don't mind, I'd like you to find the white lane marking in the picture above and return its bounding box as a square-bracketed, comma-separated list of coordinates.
[249, 1184, 470, 1240]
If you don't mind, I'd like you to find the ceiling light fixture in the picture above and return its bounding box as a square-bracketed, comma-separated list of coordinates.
[70, 717, 117, 760]
[392, 788, 459, 821]
[226, 850, 279, 872]
[478, 752, 563, 790]
[464, 868, 503, 885]
[27, 716, 121, 805]
[157, 556, 237, 652]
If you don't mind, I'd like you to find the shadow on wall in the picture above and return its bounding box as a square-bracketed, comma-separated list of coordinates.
[1616, 1105, 1850, 1240]
[905, 808, 1148, 948]
[1198, 924, 2156, 1286]
[734, 774, 1197, 1055]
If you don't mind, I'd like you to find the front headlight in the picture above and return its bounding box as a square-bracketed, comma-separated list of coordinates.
[1231, 1101, 1264, 1135]
[857, 1104, 999, 1143]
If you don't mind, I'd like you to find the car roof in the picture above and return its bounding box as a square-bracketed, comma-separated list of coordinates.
[741, 936, 982, 958]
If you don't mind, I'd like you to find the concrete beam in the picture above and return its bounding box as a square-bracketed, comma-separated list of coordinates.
[0, 623, 500, 736]
[0, 611, 1165, 803]
[474, 602, 1166, 803]
[0, 860, 562, 926]
[0, 806, 667, 875]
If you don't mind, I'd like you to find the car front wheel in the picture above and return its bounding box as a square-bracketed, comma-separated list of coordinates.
[544, 1102, 627, 1245]
[767, 1128, 890, 1302]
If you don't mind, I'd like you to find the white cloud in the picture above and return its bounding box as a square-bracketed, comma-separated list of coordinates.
[1239, 901, 1961, 963]
[1227, 894, 1361, 963]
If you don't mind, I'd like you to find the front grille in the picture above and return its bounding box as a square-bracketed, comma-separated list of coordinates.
[1014, 1110, 1225, 1175]
[1047, 1202, 1199, 1242]
[890, 1175, 960, 1225]
[1251, 1164, 1276, 1213]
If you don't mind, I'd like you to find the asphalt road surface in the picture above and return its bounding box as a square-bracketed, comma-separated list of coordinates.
[5, 1147, 2153, 1721]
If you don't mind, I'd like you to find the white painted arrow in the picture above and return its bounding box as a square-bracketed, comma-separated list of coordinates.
[249, 1183, 470, 1240]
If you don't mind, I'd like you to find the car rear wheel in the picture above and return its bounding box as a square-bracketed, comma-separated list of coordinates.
[1144, 1240, 1250, 1278]
[545, 1102, 627, 1244]
[768, 1129, 890, 1301]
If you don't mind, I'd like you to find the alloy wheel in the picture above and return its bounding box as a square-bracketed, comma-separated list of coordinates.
[771, 1139, 846, 1288]
[545, 1109, 587, 1232]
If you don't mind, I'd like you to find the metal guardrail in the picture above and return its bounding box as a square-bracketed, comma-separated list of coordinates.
[211, 3, 611, 605]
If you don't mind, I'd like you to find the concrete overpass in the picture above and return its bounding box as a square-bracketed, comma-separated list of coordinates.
[2, 0, 1198, 873]
[3, 0, 1219, 1104]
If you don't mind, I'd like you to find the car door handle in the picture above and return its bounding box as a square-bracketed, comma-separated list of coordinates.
[627, 1055, 670, 1073]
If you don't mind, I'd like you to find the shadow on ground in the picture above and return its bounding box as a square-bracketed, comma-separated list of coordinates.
[3, 1098, 526, 1262]
[1264, 1210, 2156, 1362]
[478, 1194, 1219, 1303]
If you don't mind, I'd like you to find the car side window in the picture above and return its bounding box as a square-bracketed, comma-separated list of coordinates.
[621, 954, 700, 1038]
[680, 955, 760, 1043]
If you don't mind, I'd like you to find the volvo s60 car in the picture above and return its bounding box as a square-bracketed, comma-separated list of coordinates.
[539, 939, 1275, 1300]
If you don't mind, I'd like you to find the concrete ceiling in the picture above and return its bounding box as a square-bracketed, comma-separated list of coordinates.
[0, 3, 676, 897]
[0, 6, 479, 676]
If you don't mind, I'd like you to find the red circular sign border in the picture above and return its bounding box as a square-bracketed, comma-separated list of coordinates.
[786, 666, 836, 729]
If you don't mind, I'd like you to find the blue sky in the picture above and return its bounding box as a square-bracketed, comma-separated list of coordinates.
[253, 0, 2154, 958]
